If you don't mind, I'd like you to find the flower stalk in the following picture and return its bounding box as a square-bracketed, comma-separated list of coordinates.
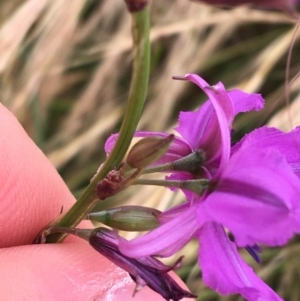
[46, 7, 151, 243]
[133, 178, 210, 195]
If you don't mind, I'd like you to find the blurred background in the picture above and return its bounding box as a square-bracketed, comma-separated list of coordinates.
[1, 0, 300, 300]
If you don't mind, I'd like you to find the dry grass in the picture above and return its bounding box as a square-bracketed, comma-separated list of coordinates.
[1, 1, 300, 300]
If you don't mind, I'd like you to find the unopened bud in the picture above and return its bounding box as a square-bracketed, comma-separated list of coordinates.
[127, 134, 174, 169]
[87, 206, 161, 231]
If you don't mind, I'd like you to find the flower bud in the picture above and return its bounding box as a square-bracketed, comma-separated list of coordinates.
[127, 134, 174, 169]
[87, 206, 161, 231]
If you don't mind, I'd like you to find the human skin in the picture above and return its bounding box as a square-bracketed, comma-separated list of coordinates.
[0, 104, 193, 301]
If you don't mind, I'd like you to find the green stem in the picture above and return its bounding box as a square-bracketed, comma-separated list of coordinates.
[124, 162, 174, 178]
[133, 178, 210, 195]
[143, 162, 174, 173]
[46, 7, 151, 243]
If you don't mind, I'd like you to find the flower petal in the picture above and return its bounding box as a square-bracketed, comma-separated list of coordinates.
[233, 126, 300, 177]
[175, 100, 214, 151]
[175, 81, 264, 157]
[89, 228, 196, 301]
[158, 201, 198, 224]
[183, 74, 234, 176]
[229, 89, 264, 115]
[197, 147, 300, 246]
[198, 222, 284, 301]
[118, 204, 198, 257]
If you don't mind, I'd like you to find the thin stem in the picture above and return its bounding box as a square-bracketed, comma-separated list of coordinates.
[144, 162, 174, 173]
[125, 149, 206, 176]
[133, 178, 209, 195]
[46, 7, 151, 243]
[134, 178, 208, 188]
[124, 162, 174, 178]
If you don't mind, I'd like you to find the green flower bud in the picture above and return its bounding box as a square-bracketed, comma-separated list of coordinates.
[127, 134, 174, 169]
[87, 206, 161, 231]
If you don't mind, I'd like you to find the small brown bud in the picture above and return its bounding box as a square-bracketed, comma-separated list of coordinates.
[96, 170, 123, 200]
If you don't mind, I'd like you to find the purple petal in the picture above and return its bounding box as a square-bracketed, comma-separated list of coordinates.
[89, 228, 196, 301]
[105, 133, 119, 153]
[118, 204, 198, 257]
[198, 222, 284, 301]
[183, 74, 233, 177]
[105, 131, 191, 165]
[135, 255, 184, 273]
[157, 201, 200, 224]
[197, 147, 300, 247]
[175, 88, 263, 152]
[228, 89, 264, 115]
[233, 126, 300, 177]
[175, 101, 215, 151]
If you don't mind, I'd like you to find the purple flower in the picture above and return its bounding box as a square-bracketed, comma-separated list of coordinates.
[105, 74, 264, 181]
[89, 227, 196, 301]
[106, 74, 300, 300]
[117, 124, 300, 299]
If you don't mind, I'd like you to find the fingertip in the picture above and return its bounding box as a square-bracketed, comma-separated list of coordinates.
[0, 104, 76, 247]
